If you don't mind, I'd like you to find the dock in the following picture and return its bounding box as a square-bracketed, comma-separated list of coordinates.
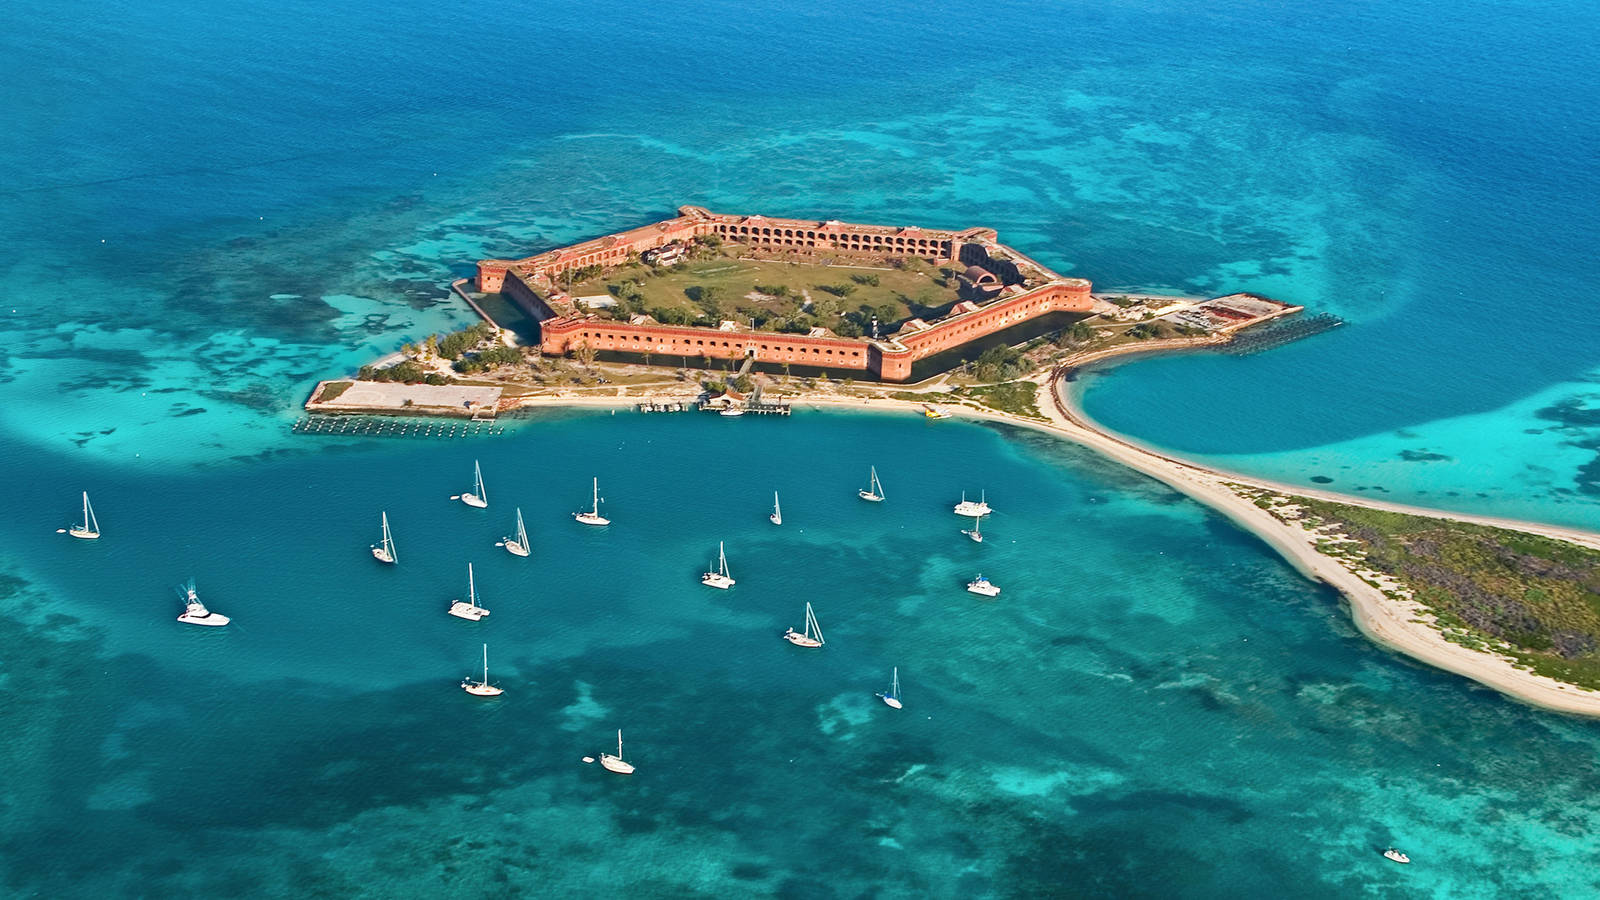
[292, 415, 506, 438]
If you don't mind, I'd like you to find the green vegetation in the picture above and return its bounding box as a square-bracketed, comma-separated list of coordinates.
[968, 382, 1043, 418]
[1126, 320, 1207, 340]
[562, 253, 957, 331]
[317, 381, 353, 403]
[1287, 497, 1600, 689]
[358, 361, 429, 383]
[971, 344, 1029, 382]
[454, 344, 523, 374]
[434, 323, 498, 360]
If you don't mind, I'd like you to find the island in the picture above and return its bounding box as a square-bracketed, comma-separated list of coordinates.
[305, 206, 1600, 716]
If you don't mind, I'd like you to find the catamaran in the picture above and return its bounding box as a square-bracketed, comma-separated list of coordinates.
[966, 573, 1001, 598]
[877, 667, 903, 708]
[175, 578, 230, 626]
[701, 541, 735, 589]
[962, 514, 985, 543]
[783, 601, 825, 648]
[600, 729, 635, 775]
[502, 507, 530, 557]
[574, 477, 610, 526]
[461, 643, 504, 696]
[68, 491, 101, 540]
[769, 491, 782, 526]
[371, 511, 397, 564]
[953, 490, 992, 517]
[459, 460, 488, 508]
[448, 563, 491, 621]
[858, 466, 885, 503]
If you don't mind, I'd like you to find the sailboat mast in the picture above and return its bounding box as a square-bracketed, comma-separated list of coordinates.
[592, 477, 600, 514]
[468, 563, 476, 604]
[482, 643, 489, 684]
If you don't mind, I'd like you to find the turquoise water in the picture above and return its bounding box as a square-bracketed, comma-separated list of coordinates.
[6, 412, 1600, 897]
[5, 0, 1600, 894]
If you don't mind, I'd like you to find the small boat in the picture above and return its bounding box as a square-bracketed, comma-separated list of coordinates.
[962, 514, 985, 543]
[68, 491, 101, 540]
[966, 574, 1001, 597]
[783, 601, 825, 648]
[769, 491, 782, 526]
[175, 578, 230, 627]
[460, 460, 488, 508]
[720, 407, 745, 417]
[953, 490, 992, 517]
[461, 643, 504, 696]
[923, 405, 949, 419]
[877, 667, 903, 709]
[858, 465, 885, 503]
[599, 729, 635, 775]
[1383, 849, 1411, 865]
[573, 477, 610, 526]
[448, 563, 491, 621]
[371, 511, 397, 564]
[502, 507, 530, 557]
[701, 541, 735, 589]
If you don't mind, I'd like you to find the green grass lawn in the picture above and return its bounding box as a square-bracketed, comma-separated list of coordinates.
[565, 254, 959, 331]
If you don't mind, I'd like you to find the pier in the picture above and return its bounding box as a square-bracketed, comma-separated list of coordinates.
[1220, 312, 1344, 355]
[292, 415, 506, 439]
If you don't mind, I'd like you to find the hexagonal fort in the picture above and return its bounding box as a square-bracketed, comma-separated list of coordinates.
[477, 206, 1093, 382]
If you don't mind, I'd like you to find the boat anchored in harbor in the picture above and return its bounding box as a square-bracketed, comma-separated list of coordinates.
[783, 601, 825, 648]
[501, 507, 530, 557]
[701, 541, 735, 589]
[859, 466, 885, 503]
[456, 460, 488, 508]
[962, 514, 985, 543]
[599, 729, 635, 775]
[953, 490, 992, 517]
[371, 511, 397, 564]
[175, 578, 230, 626]
[67, 491, 101, 540]
[877, 667, 903, 709]
[461, 643, 504, 696]
[769, 491, 782, 526]
[966, 574, 1001, 597]
[448, 563, 491, 621]
[574, 477, 610, 526]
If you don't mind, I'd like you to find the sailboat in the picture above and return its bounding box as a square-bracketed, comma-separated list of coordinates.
[502, 507, 530, 557]
[876, 667, 903, 709]
[701, 541, 735, 589]
[858, 465, 885, 503]
[448, 563, 491, 620]
[68, 491, 101, 540]
[461, 643, 504, 696]
[962, 514, 985, 543]
[953, 490, 993, 517]
[371, 511, 397, 563]
[769, 491, 782, 526]
[966, 573, 1001, 597]
[175, 578, 230, 626]
[783, 601, 825, 648]
[459, 460, 488, 508]
[573, 477, 610, 526]
[599, 729, 635, 775]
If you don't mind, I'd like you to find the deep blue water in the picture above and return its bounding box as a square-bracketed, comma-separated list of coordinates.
[4, 0, 1600, 895]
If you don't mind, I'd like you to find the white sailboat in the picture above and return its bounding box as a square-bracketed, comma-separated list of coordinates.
[68, 491, 101, 540]
[1383, 848, 1411, 865]
[459, 460, 488, 508]
[599, 729, 635, 775]
[461, 643, 504, 696]
[783, 601, 825, 648]
[962, 514, 985, 543]
[858, 465, 885, 503]
[573, 477, 610, 526]
[701, 541, 735, 589]
[175, 578, 230, 626]
[769, 491, 782, 526]
[502, 507, 530, 557]
[966, 573, 1001, 598]
[953, 490, 992, 517]
[448, 563, 491, 620]
[371, 511, 397, 563]
[877, 667, 903, 709]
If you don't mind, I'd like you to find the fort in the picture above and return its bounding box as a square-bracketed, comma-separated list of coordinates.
[476, 206, 1095, 382]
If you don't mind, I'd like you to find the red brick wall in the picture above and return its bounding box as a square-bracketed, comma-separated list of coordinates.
[542, 318, 874, 372]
